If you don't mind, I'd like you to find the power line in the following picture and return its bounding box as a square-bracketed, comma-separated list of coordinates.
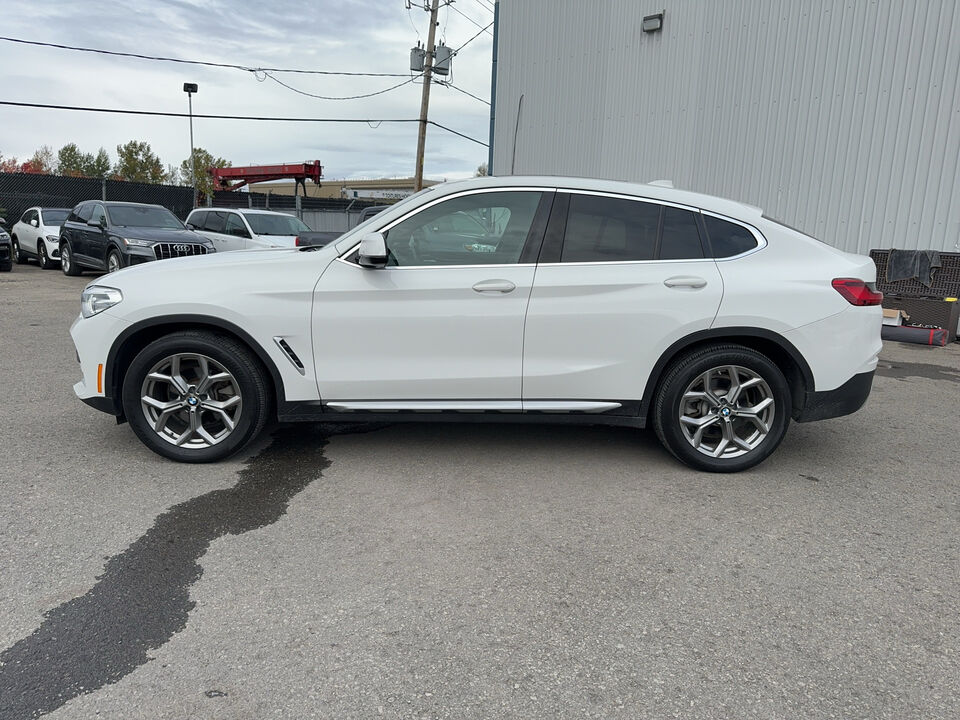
[448, 3, 493, 35]
[452, 22, 494, 53]
[262, 72, 422, 101]
[440, 82, 490, 105]
[0, 36, 409, 77]
[472, 0, 496, 12]
[0, 100, 489, 147]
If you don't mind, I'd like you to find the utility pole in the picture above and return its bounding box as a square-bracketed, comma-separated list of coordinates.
[414, 0, 440, 191]
[183, 83, 198, 207]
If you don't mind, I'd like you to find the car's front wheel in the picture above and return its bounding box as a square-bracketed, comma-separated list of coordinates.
[121, 331, 271, 462]
[653, 344, 791, 473]
[106, 249, 123, 274]
[38, 241, 54, 269]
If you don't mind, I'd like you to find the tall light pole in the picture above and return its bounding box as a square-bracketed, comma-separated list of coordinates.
[183, 82, 198, 207]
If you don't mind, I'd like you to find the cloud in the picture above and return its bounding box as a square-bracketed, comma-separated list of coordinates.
[0, 0, 493, 179]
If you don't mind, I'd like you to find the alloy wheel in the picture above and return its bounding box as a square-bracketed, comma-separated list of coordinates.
[107, 253, 120, 273]
[139, 353, 242, 449]
[678, 365, 775, 459]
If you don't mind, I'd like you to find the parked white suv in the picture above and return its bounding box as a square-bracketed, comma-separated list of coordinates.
[70, 176, 882, 472]
[185, 207, 312, 251]
[11, 207, 72, 269]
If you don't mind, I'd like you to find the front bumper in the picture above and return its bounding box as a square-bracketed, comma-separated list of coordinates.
[794, 370, 875, 422]
[71, 311, 130, 416]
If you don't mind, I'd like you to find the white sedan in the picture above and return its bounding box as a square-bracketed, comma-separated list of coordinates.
[70, 176, 882, 472]
[11, 207, 72, 269]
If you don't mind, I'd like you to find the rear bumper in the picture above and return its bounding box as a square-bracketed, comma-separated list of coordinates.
[794, 370, 874, 422]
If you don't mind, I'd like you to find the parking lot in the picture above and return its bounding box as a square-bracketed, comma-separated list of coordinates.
[0, 261, 958, 719]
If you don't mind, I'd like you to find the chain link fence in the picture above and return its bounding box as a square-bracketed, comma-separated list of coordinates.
[0, 172, 195, 225]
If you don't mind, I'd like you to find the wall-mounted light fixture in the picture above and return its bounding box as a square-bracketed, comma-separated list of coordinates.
[642, 11, 664, 33]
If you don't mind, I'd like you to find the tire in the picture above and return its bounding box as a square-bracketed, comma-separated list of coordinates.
[60, 241, 82, 276]
[106, 249, 123, 274]
[652, 343, 791, 473]
[12, 237, 28, 264]
[38, 241, 54, 269]
[0, 258, 10, 272]
[121, 331, 271, 463]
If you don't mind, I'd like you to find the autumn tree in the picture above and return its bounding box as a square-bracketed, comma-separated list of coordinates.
[57, 143, 91, 176]
[113, 140, 165, 183]
[89, 148, 111, 178]
[179, 147, 231, 198]
[26, 145, 56, 174]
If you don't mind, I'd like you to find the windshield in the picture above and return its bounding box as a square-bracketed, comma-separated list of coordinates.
[41, 209, 70, 225]
[106, 205, 184, 229]
[244, 213, 311, 236]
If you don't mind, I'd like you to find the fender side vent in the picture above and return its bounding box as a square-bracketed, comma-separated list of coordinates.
[273, 337, 306, 375]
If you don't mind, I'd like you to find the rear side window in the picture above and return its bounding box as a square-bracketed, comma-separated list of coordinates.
[703, 215, 759, 258]
[561, 195, 659, 262]
[660, 207, 704, 260]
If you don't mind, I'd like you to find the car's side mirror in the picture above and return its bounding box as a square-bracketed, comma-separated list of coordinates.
[88, 218, 105, 229]
[357, 232, 388, 268]
[30, 219, 39, 227]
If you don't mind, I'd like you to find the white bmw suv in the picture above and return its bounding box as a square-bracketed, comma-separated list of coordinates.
[70, 176, 882, 472]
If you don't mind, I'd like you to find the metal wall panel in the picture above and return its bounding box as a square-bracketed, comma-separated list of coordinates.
[492, 0, 960, 254]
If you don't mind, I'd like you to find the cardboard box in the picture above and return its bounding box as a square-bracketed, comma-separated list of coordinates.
[882, 308, 909, 326]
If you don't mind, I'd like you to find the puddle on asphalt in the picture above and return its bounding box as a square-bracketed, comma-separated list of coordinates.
[0, 423, 373, 719]
[875, 358, 960, 383]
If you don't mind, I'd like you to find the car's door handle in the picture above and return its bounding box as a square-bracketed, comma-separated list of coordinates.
[472, 279, 516, 294]
[663, 276, 708, 289]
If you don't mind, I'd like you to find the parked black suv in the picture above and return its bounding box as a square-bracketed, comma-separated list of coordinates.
[59, 201, 214, 276]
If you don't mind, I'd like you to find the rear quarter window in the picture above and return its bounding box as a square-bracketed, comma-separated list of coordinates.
[703, 215, 760, 258]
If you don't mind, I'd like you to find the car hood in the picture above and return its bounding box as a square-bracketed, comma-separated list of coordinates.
[110, 226, 203, 243]
[44, 225, 61, 236]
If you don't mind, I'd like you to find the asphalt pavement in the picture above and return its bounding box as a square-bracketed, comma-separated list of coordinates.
[1, 261, 958, 719]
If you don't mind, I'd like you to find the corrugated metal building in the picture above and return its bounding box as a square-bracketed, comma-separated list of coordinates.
[489, 0, 960, 254]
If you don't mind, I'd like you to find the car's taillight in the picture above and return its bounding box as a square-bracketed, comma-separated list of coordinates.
[832, 278, 883, 306]
[294, 236, 302, 246]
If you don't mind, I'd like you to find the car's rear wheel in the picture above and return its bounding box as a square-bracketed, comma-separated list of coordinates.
[38, 241, 54, 269]
[60, 241, 82, 276]
[12, 237, 27, 264]
[653, 344, 791, 473]
[121, 331, 271, 462]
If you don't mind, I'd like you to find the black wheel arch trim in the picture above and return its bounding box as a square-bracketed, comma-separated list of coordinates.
[639, 327, 815, 423]
[102, 314, 287, 418]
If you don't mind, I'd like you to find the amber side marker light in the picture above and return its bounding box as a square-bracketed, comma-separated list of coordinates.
[97, 363, 103, 393]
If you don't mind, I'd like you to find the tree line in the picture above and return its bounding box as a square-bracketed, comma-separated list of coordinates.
[0, 142, 231, 197]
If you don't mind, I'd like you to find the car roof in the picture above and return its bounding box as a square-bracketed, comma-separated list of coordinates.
[430, 175, 764, 220]
[31, 207, 72, 212]
[99, 201, 167, 208]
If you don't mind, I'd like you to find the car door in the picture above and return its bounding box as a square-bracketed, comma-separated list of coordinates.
[522, 192, 723, 407]
[68, 203, 95, 263]
[18, 209, 39, 257]
[312, 189, 553, 404]
[85, 203, 109, 268]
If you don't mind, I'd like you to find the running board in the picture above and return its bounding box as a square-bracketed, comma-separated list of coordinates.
[323, 400, 621, 414]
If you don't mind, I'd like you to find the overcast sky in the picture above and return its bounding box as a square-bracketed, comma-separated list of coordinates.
[0, 0, 494, 181]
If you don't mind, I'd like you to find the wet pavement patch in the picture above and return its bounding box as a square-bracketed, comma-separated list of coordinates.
[0, 424, 359, 719]
[876, 358, 960, 383]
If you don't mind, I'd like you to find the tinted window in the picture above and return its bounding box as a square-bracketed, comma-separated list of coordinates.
[187, 210, 206, 229]
[383, 191, 542, 267]
[203, 211, 228, 233]
[660, 207, 703, 260]
[20, 210, 33, 223]
[106, 205, 183, 229]
[75, 204, 93, 222]
[225, 213, 248, 237]
[703, 215, 759, 258]
[41, 209, 69, 225]
[243, 213, 310, 236]
[561, 195, 659, 263]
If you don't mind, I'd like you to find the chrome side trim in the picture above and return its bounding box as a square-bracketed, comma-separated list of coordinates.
[324, 400, 622, 413]
[522, 401, 622, 413]
[325, 400, 523, 412]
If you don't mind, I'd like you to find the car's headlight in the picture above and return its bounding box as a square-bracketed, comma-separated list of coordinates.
[81, 286, 123, 318]
[122, 237, 153, 247]
[45, 234, 58, 242]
